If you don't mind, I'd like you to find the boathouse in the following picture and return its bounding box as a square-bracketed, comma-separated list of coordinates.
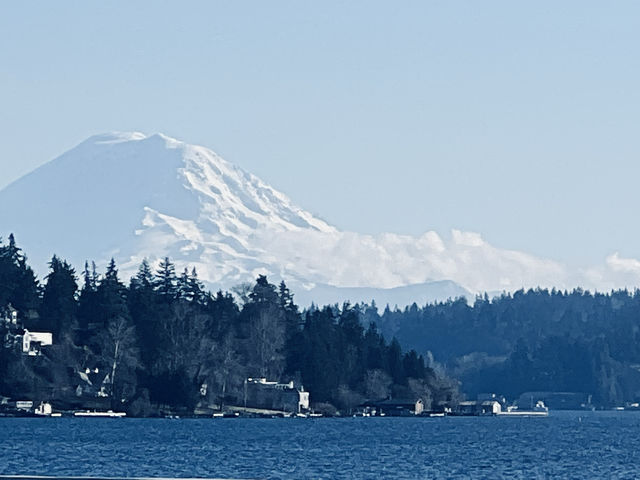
[244, 378, 310, 414]
[479, 400, 502, 415]
[454, 400, 502, 415]
[358, 398, 424, 416]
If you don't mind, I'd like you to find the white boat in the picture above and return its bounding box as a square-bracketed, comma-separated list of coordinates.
[73, 410, 126, 418]
[497, 400, 549, 417]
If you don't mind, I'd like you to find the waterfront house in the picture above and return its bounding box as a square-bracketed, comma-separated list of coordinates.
[358, 398, 424, 416]
[479, 400, 502, 415]
[454, 399, 502, 415]
[35, 402, 53, 416]
[244, 378, 310, 413]
[2, 306, 53, 356]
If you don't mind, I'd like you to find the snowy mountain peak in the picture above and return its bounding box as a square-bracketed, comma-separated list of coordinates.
[86, 131, 149, 145]
[0, 132, 339, 291]
[4, 131, 631, 305]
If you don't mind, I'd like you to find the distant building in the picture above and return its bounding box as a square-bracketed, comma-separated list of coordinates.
[74, 367, 110, 398]
[1, 304, 18, 325]
[454, 400, 502, 416]
[35, 402, 52, 416]
[517, 391, 592, 410]
[2, 306, 53, 356]
[359, 398, 424, 416]
[456, 401, 479, 416]
[244, 378, 309, 413]
[15, 400, 33, 411]
[480, 400, 502, 415]
[22, 330, 53, 356]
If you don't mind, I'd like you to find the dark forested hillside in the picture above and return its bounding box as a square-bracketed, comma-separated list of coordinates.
[373, 290, 640, 406]
[0, 235, 456, 416]
[4, 232, 640, 411]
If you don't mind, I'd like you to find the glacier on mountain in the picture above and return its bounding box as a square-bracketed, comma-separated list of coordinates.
[0, 132, 638, 305]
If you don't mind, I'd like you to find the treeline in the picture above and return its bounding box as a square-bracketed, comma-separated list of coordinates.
[0, 234, 456, 415]
[373, 290, 640, 406]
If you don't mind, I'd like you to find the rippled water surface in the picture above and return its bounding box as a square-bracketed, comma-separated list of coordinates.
[1, 411, 639, 479]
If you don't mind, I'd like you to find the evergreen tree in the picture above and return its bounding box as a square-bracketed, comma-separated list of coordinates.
[177, 267, 190, 301]
[154, 257, 177, 302]
[299, 307, 341, 403]
[337, 304, 365, 388]
[39, 255, 78, 337]
[128, 260, 161, 370]
[0, 234, 40, 316]
[206, 290, 239, 340]
[77, 261, 101, 344]
[131, 259, 153, 290]
[402, 350, 426, 379]
[387, 338, 406, 386]
[94, 258, 130, 329]
[363, 322, 387, 371]
[279, 281, 303, 376]
[177, 267, 205, 304]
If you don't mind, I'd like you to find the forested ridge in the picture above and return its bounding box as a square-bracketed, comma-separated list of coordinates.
[3, 232, 640, 411]
[374, 290, 640, 406]
[0, 234, 456, 415]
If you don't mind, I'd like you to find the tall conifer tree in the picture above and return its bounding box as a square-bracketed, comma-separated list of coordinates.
[39, 255, 78, 337]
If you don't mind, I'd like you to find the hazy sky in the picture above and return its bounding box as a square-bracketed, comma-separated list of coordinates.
[1, 1, 639, 267]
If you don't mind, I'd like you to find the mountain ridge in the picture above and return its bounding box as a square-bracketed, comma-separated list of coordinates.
[3, 131, 636, 305]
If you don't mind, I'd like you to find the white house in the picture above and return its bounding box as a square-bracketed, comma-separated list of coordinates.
[480, 400, 502, 415]
[22, 330, 53, 356]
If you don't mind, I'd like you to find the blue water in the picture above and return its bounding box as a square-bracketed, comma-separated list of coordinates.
[0, 412, 639, 479]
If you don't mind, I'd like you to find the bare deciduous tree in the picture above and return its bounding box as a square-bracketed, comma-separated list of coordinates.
[210, 332, 243, 410]
[98, 316, 140, 404]
[249, 308, 285, 379]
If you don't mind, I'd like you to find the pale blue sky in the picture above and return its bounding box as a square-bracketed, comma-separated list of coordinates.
[1, 1, 639, 266]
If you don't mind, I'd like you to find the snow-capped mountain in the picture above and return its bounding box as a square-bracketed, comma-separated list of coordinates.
[0, 132, 335, 284]
[1, 132, 638, 305]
